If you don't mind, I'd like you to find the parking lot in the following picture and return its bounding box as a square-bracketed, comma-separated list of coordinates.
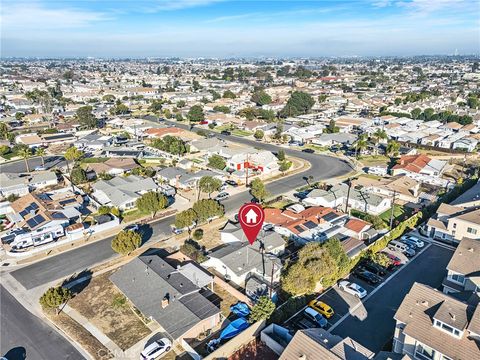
[284, 239, 455, 349]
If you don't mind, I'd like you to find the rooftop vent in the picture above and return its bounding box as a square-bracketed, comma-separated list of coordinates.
[162, 294, 170, 308]
[450, 313, 456, 321]
[468, 248, 474, 252]
[421, 300, 429, 307]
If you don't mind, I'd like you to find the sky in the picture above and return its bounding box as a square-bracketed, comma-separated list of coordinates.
[1, 0, 479, 58]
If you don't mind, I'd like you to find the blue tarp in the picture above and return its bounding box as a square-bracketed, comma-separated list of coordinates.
[219, 318, 249, 340]
[230, 302, 250, 318]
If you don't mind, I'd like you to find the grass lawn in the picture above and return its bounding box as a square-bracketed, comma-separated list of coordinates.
[231, 129, 252, 137]
[358, 173, 382, 180]
[379, 204, 411, 224]
[265, 199, 295, 210]
[68, 271, 151, 350]
[122, 209, 148, 223]
[358, 155, 390, 166]
[302, 144, 328, 152]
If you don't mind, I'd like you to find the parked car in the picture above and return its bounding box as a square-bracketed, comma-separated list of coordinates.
[215, 192, 230, 201]
[294, 191, 310, 200]
[301, 148, 315, 153]
[388, 240, 415, 257]
[225, 180, 238, 187]
[141, 338, 172, 360]
[303, 307, 328, 328]
[124, 224, 140, 232]
[338, 280, 367, 298]
[353, 269, 383, 285]
[34, 166, 47, 171]
[308, 300, 334, 319]
[360, 261, 387, 276]
[381, 252, 402, 266]
[399, 238, 418, 250]
[289, 141, 302, 147]
[221, 130, 231, 135]
[401, 235, 424, 248]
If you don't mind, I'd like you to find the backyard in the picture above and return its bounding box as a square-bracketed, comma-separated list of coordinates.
[68, 271, 152, 351]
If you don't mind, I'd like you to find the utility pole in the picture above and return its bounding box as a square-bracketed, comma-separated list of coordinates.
[345, 178, 352, 214]
[245, 153, 250, 187]
[269, 261, 275, 297]
[389, 190, 398, 229]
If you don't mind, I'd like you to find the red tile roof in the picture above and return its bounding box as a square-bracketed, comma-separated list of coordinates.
[392, 154, 432, 174]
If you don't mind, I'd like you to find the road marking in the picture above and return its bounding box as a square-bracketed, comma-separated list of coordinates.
[327, 242, 434, 333]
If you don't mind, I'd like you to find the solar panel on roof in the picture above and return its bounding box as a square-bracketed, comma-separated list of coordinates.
[322, 212, 339, 222]
[294, 225, 304, 232]
[304, 221, 317, 229]
[26, 214, 45, 228]
[51, 212, 66, 219]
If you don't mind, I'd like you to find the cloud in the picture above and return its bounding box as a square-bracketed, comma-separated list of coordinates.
[1, 1, 111, 32]
[142, 0, 223, 13]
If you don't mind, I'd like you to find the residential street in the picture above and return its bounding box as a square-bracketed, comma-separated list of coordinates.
[0, 285, 85, 360]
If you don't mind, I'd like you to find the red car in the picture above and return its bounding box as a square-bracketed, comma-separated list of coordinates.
[382, 252, 401, 266]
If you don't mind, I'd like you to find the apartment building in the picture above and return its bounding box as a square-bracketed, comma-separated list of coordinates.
[393, 283, 480, 360]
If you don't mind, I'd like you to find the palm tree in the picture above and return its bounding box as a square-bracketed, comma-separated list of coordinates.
[18, 147, 32, 173]
[386, 140, 401, 157]
[354, 134, 368, 159]
[371, 129, 387, 155]
[36, 147, 46, 167]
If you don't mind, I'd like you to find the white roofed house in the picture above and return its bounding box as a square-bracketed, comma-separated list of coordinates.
[452, 137, 478, 152]
[91, 175, 159, 211]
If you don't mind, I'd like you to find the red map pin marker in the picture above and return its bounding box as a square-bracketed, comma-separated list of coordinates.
[238, 203, 265, 245]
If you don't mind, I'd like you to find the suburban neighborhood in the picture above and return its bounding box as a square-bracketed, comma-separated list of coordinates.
[1, 4, 480, 358]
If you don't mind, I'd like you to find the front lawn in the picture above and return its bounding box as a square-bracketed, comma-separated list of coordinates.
[379, 204, 412, 224]
[232, 129, 252, 137]
[68, 271, 151, 350]
[358, 155, 390, 166]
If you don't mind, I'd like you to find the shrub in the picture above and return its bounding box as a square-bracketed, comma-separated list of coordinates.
[40, 286, 72, 314]
[193, 229, 204, 241]
[249, 296, 276, 323]
[111, 230, 142, 255]
[180, 239, 207, 262]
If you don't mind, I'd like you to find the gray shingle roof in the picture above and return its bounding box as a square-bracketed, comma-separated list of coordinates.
[110, 254, 220, 340]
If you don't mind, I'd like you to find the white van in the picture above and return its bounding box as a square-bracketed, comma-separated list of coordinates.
[389, 240, 415, 257]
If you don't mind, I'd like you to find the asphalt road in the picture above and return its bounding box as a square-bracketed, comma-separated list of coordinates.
[0, 285, 85, 360]
[10, 128, 351, 290]
[331, 244, 454, 353]
[0, 155, 67, 173]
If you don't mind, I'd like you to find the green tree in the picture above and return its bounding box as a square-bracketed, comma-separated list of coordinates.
[279, 160, 292, 174]
[324, 119, 339, 133]
[176, 100, 186, 108]
[250, 178, 269, 203]
[148, 100, 163, 114]
[76, 106, 97, 129]
[111, 230, 142, 255]
[213, 105, 230, 114]
[192, 199, 225, 223]
[97, 205, 112, 215]
[102, 94, 115, 103]
[277, 149, 286, 161]
[136, 191, 168, 218]
[386, 140, 401, 157]
[110, 101, 130, 115]
[208, 154, 226, 170]
[18, 147, 32, 173]
[249, 296, 276, 323]
[0, 145, 10, 155]
[70, 167, 87, 184]
[0, 122, 8, 140]
[198, 176, 222, 199]
[251, 90, 272, 106]
[318, 94, 328, 103]
[36, 147, 46, 167]
[280, 91, 315, 117]
[411, 108, 422, 120]
[187, 105, 205, 122]
[151, 136, 188, 155]
[39, 286, 72, 314]
[223, 90, 236, 99]
[254, 129, 264, 140]
[175, 208, 197, 230]
[353, 134, 368, 158]
[371, 129, 388, 155]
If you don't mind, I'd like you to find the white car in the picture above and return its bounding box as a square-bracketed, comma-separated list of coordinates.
[215, 192, 230, 201]
[338, 281, 367, 299]
[140, 338, 172, 360]
[401, 235, 424, 248]
[34, 166, 47, 171]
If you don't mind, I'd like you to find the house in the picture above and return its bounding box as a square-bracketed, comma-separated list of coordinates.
[426, 203, 480, 244]
[452, 137, 478, 152]
[189, 137, 225, 154]
[391, 155, 447, 177]
[217, 149, 279, 174]
[312, 133, 357, 147]
[303, 184, 392, 215]
[393, 282, 480, 360]
[85, 158, 139, 177]
[74, 133, 113, 151]
[450, 180, 480, 208]
[278, 328, 375, 360]
[91, 175, 159, 210]
[352, 176, 421, 204]
[442, 237, 480, 295]
[202, 231, 283, 287]
[110, 254, 221, 341]
[29, 171, 59, 190]
[0, 173, 30, 198]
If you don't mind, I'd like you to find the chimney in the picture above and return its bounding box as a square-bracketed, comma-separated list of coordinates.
[161, 295, 169, 308]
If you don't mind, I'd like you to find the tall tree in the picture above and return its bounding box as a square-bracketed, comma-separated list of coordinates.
[36, 147, 46, 167]
[251, 90, 272, 106]
[18, 147, 32, 173]
[174, 209, 197, 231]
[198, 176, 222, 199]
[280, 91, 315, 117]
[39, 286, 72, 315]
[136, 191, 168, 218]
[192, 199, 225, 223]
[249, 296, 276, 323]
[76, 106, 97, 129]
[111, 230, 142, 255]
[187, 105, 205, 122]
[250, 178, 269, 203]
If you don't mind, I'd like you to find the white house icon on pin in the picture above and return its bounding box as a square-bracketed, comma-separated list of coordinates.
[245, 209, 258, 224]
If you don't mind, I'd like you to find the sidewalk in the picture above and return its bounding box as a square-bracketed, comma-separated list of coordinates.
[62, 304, 123, 355]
